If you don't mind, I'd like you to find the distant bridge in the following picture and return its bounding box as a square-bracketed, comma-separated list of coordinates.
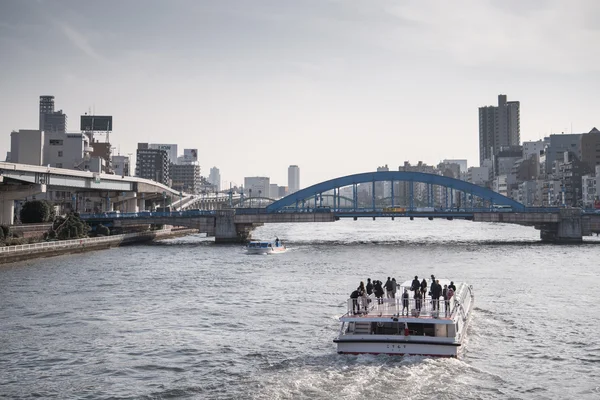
[79, 171, 600, 243]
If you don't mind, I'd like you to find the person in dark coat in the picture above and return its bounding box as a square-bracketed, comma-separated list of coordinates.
[384, 277, 393, 299]
[431, 279, 442, 310]
[410, 276, 420, 297]
[430, 275, 436, 295]
[449, 281, 456, 292]
[420, 278, 428, 299]
[350, 289, 359, 314]
[366, 278, 373, 296]
[374, 280, 384, 304]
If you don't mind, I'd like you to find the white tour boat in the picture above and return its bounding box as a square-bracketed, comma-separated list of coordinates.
[334, 279, 474, 357]
[246, 239, 287, 255]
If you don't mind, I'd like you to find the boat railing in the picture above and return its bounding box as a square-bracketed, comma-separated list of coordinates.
[346, 295, 457, 318]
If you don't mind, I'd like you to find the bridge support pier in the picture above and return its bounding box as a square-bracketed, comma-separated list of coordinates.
[539, 209, 583, 243]
[215, 210, 259, 243]
[0, 184, 46, 225]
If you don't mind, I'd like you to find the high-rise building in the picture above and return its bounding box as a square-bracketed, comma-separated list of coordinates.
[288, 165, 300, 194]
[170, 163, 200, 194]
[479, 94, 520, 166]
[39, 95, 67, 133]
[209, 167, 221, 192]
[135, 143, 170, 185]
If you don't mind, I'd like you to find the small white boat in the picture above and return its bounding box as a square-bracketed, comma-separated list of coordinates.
[334, 279, 474, 357]
[246, 240, 287, 255]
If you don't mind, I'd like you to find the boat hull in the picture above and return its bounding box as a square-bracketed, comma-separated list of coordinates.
[335, 339, 459, 357]
[246, 247, 287, 255]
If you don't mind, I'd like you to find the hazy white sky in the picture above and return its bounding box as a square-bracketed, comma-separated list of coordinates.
[1, 0, 599, 188]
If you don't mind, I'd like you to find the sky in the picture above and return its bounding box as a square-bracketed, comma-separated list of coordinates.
[1, 0, 599, 188]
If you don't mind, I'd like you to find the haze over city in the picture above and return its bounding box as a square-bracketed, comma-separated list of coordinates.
[1, 0, 599, 187]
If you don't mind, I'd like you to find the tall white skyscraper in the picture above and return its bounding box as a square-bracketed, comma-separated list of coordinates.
[209, 167, 221, 191]
[288, 165, 300, 194]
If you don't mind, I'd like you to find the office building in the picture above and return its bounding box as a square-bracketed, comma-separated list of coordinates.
[112, 155, 131, 176]
[288, 165, 300, 194]
[544, 134, 582, 174]
[148, 143, 178, 164]
[39, 95, 67, 133]
[523, 139, 548, 160]
[244, 176, 270, 197]
[135, 143, 170, 185]
[581, 127, 600, 172]
[443, 159, 467, 174]
[10, 130, 44, 165]
[581, 166, 600, 208]
[467, 166, 491, 187]
[170, 163, 200, 193]
[554, 151, 591, 206]
[479, 94, 520, 166]
[209, 167, 221, 192]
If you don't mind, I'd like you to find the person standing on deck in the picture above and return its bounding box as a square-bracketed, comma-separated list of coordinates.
[384, 277, 393, 299]
[442, 284, 448, 314]
[446, 287, 454, 315]
[374, 280, 384, 304]
[358, 281, 368, 313]
[420, 278, 428, 299]
[391, 278, 397, 299]
[431, 279, 442, 310]
[350, 289, 360, 314]
[414, 290, 422, 314]
[366, 278, 373, 305]
[410, 276, 420, 298]
[449, 281, 456, 292]
[430, 275, 436, 296]
[402, 289, 410, 316]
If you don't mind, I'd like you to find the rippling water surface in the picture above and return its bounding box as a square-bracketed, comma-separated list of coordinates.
[1, 220, 600, 399]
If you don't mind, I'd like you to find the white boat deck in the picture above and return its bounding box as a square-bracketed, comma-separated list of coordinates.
[343, 281, 470, 321]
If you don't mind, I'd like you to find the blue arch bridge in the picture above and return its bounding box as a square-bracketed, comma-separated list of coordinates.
[81, 171, 600, 243]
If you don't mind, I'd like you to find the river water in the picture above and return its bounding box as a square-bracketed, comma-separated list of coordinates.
[1, 219, 599, 399]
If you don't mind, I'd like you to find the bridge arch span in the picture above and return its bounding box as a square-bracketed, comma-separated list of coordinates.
[266, 171, 525, 212]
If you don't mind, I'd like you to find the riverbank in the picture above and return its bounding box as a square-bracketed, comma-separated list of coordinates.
[0, 227, 199, 264]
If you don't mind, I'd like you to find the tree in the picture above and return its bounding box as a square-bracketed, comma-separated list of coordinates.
[96, 224, 110, 236]
[20, 200, 56, 223]
[48, 213, 89, 240]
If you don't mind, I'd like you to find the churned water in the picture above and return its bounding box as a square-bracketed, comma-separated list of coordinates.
[1, 219, 599, 399]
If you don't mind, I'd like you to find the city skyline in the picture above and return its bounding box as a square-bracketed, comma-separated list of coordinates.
[1, 1, 599, 187]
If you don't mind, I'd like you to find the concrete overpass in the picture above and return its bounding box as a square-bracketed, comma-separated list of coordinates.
[0, 161, 185, 224]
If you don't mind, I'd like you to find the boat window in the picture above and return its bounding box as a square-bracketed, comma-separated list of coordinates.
[406, 323, 436, 337]
[261, 243, 268, 248]
[346, 322, 355, 333]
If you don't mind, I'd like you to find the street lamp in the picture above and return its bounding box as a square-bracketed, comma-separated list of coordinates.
[249, 189, 252, 208]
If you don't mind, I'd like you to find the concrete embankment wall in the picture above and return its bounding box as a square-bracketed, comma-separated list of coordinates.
[0, 228, 198, 264]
